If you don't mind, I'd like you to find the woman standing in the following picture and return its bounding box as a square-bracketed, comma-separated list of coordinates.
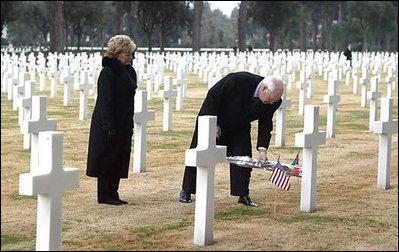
[87, 35, 137, 205]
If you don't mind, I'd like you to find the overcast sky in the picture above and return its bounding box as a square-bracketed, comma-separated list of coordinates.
[208, 1, 240, 16]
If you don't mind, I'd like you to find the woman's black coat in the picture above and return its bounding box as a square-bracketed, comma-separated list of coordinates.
[86, 57, 137, 178]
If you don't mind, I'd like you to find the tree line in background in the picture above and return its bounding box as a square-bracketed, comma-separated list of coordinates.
[1, 1, 398, 53]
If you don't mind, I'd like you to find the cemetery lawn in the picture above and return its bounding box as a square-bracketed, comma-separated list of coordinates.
[1, 71, 397, 251]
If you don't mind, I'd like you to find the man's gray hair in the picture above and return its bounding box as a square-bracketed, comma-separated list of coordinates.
[262, 76, 284, 92]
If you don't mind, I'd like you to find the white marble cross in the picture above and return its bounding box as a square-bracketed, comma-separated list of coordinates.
[352, 67, 359, 94]
[79, 72, 92, 120]
[38, 64, 46, 91]
[133, 90, 155, 173]
[49, 68, 60, 98]
[62, 67, 74, 107]
[373, 98, 398, 190]
[22, 96, 57, 171]
[146, 69, 155, 100]
[295, 105, 326, 213]
[296, 70, 307, 116]
[7, 75, 17, 101]
[323, 75, 340, 138]
[305, 67, 313, 99]
[2, 62, 13, 93]
[275, 87, 291, 147]
[385, 66, 395, 98]
[345, 69, 351, 86]
[360, 68, 368, 107]
[367, 76, 381, 132]
[185, 115, 226, 246]
[20, 80, 35, 150]
[386, 75, 395, 98]
[177, 66, 188, 98]
[175, 77, 184, 111]
[16, 79, 27, 125]
[19, 131, 79, 251]
[160, 76, 177, 131]
[12, 76, 23, 111]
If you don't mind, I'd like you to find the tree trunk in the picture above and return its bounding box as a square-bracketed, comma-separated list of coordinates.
[147, 33, 153, 52]
[299, 16, 306, 51]
[384, 34, 390, 51]
[192, 1, 203, 52]
[362, 36, 368, 52]
[238, 1, 248, 52]
[159, 30, 164, 52]
[128, 1, 139, 40]
[312, 23, 318, 51]
[49, 1, 65, 53]
[269, 31, 276, 52]
[113, 1, 122, 35]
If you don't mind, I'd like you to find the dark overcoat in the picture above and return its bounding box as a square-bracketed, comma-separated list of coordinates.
[197, 71, 282, 150]
[182, 71, 282, 195]
[344, 48, 352, 60]
[86, 57, 137, 178]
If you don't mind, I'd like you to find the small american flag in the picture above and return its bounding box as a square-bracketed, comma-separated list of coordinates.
[291, 152, 299, 166]
[269, 161, 291, 191]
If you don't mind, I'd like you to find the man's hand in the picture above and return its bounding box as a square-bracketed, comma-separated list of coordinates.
[216, 126, 221, 139]
[258, 147, 268, 161]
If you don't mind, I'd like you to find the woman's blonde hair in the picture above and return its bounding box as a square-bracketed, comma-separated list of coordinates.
[104, 35, 136, 58]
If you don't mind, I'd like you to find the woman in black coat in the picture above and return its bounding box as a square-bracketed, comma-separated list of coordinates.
[179, 72, 284, 207]
[86, 35, 137, 205]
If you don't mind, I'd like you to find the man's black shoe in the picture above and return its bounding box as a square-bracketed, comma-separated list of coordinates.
[179, 190, 192, 203]
[238, 196, 258, 207]
[98, 198, 123, 205]
[117, 199, 128, 204]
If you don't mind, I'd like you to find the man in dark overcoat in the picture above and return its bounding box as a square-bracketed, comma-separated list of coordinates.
[179, 71, 284, 206]
[343, 43, 352, 67]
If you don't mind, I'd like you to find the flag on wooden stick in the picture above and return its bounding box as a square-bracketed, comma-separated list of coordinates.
[269, 161, 291, 191]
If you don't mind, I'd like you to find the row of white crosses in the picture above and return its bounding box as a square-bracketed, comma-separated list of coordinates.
[1, 52, 100, 122]
[11, 79, 156, 250]
[2, 49, 397, 248]
[185, 105, 327, 245]
[18, 95, 79, 251]
[186, 94, 397, 246]
[181, 50, 397, 246]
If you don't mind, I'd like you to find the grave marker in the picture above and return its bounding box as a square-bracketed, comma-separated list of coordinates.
[275, 88, 291, 147]
[367, 76, 380, 132]
[159, 76, 177, 131]
[133, 90, 155, 173]
[323, 75, 340, 138]
[295, 105, 326, 213]
[22, 96, 57, 171]
[185, 115, 226, 246]
[79, 72, 92, 120]
[373, 98, 398, 190]
[19, 131, 79, 251]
